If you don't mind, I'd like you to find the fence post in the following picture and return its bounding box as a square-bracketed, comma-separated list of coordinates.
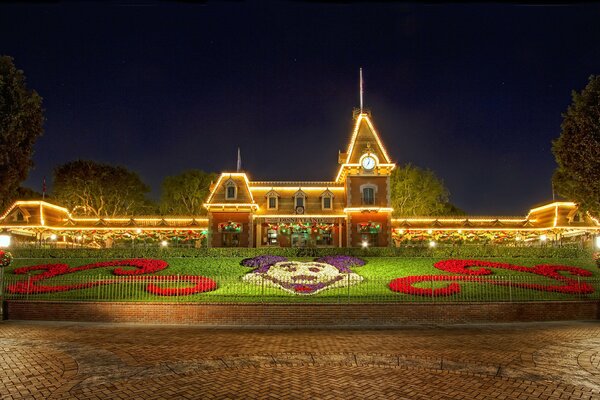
[578, 277, 582, 301]
[26, 274, 31, 301]
[431, 279, 434, 303]
[261, 276, 265, 304]
[0, 266, 4, 317]
[347, 274, 351, 304]
[508, 277, 512, 303]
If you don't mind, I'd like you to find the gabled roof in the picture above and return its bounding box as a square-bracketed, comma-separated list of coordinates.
[320, 189, 335, 198]
[0, 201, 70, 226]
[204, 172, 258, 210]
[342, 113, 392, 165]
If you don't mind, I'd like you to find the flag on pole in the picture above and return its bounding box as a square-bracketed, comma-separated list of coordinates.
[42, 176, 46, 199]
[237, 147, 241, 172]
[359, 67, 364, 111]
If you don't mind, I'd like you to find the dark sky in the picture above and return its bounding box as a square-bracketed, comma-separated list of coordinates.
[1, 1, 599, 215]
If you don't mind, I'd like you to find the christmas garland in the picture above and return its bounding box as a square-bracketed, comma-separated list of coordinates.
[0, 250, 13, 267]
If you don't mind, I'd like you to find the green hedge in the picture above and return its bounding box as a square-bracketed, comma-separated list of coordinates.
[9, 245, 592, 259]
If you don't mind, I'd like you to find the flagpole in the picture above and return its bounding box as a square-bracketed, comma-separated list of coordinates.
[359, 67, 363, 112]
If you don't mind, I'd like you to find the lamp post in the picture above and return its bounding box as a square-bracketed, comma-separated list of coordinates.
[0, 233, 10, 249]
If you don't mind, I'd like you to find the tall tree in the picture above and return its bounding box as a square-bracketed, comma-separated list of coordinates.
[53, 160, 152, 217]
[552, 75, 600, 214]
[390, 163, 462, 216]
[0, 56, 44, 210]
[160, 169, 217, 215]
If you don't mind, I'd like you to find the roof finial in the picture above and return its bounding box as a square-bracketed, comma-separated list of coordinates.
[359, 67, 364, 112]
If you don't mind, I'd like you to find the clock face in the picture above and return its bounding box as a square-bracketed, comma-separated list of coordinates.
[361, 156, 376, 170]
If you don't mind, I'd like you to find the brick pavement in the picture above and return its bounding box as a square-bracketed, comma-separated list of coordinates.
[1, 321, 600, 399]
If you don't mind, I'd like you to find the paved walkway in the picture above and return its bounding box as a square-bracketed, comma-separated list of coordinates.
[1, 321, 600, 399]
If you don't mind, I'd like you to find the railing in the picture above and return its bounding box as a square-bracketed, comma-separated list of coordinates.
[2, 274, 599, 304]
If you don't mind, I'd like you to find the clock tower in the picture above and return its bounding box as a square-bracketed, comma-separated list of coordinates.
[336, 110, 395, 247]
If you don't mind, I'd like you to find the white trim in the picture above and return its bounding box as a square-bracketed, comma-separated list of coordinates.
[267, 193, 279, 210]
[225, 179, 238, 200]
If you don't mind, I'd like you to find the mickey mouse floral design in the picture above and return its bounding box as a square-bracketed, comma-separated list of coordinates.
[241, 255, 365, 295]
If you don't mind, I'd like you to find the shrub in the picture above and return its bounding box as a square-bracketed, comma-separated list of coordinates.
[8, 246, 591, 260]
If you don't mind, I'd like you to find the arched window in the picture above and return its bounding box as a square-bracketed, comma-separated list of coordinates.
[321, 189, 334, 210]
[293, 190, 307, 212]
[266, 190, 279, 210]
[225, 179, 237, 200]
[360, 184, 377, 205]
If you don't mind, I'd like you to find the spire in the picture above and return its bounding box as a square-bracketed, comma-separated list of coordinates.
[236, 147, 241, 172]
[359, 67, 364, 112]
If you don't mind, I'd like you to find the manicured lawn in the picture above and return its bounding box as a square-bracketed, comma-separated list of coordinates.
[2, 256, 599, 303]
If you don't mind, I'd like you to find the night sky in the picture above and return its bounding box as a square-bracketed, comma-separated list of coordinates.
[1, 2, 600, 215]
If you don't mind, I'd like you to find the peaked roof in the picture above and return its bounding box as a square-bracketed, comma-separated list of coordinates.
[343, 113, 392, 164]
[204, 172, 257, 209]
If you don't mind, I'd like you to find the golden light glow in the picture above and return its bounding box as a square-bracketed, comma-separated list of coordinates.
[391, 218, 535, 223]
[205, 172, 256, 205]
[204, 203, 259, 209]
[0, 234, 10, 248]
[345, 114, 392, 164]
[344, 207, 393, 212]
[390, 226, 597, 232]
[0, 226, 208, 231]
[69, 217, 208, 222]
[253, 214, 346, 219]
[587, 212, 600, 226]
[528, 202, 576, 215]
[250, 186, 345, 192]
[0, 201, 70, 221]
[334, 163, 396, 182]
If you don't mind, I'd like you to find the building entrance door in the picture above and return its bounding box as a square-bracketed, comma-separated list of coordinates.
[291, 233, 309, 247]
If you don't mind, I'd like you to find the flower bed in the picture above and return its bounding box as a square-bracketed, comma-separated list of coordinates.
[6, 259, 217, 296]
[389, 259, 594, 297]
[241, 255, 365, 295]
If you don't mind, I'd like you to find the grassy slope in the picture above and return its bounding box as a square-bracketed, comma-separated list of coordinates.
[2, 257, 599, 302]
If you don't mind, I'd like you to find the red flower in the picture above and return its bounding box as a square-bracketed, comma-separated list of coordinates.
[389, 259, 594, 297]
[7, 259, 217, 296]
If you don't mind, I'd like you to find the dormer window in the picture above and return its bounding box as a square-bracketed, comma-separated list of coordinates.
[293, 190, 307, 213]
[321, 189, 334, 210]
[225, 180, 237, 200]
[266, 190, 279, 210]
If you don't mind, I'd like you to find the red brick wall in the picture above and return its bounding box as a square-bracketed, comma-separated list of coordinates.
[4, 301, 599, 326]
